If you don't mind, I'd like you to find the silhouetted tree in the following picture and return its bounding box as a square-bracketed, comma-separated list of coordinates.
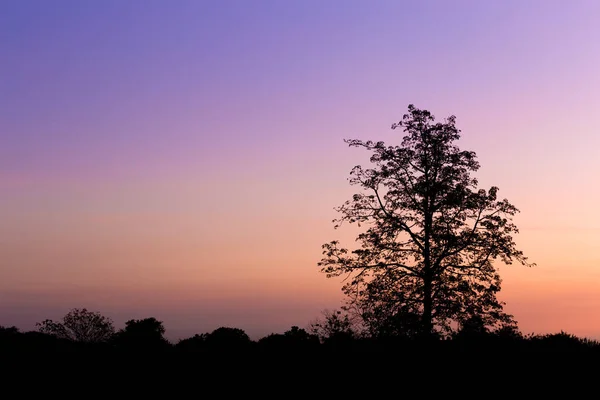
[113, 317, 170, 350]
[0, 326, 21, 351]
[364, 309, 423, 339]
[36, 308, 115, 343]
[309, 309, 359, 345]
[283, 326, 320, 345]
[204, 327, 252, 351]
[176, 333, 208, 353]
[258, 326, 320, 350]
[492, 323, 522, 339]
[319, 105, 534, 338]
[454, 315, 489, 342]
[0, 326, 20, 337]
[530, 331, 600, 351]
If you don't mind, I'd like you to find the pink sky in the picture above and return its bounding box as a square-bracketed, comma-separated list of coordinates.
[1, 0, 599, 340]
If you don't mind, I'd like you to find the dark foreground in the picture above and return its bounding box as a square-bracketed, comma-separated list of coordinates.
[2, 331, 599, 397]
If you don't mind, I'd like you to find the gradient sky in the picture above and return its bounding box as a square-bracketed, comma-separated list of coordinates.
[2, 0, 599, 341]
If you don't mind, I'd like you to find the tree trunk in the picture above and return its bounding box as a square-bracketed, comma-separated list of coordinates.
[422, 196, 434, 338]
[423, 274, 433, 337]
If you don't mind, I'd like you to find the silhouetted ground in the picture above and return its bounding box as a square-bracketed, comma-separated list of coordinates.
[1, 327, 598, 396]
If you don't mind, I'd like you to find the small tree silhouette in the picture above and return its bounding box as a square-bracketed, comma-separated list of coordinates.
[204, 327, 252, 351]
[309, 309, 358, 345]
[36, 308, 115, 343]
[113, 317, 170, 350]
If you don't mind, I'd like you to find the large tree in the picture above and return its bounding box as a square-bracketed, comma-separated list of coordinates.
[319, 105, 534, 338]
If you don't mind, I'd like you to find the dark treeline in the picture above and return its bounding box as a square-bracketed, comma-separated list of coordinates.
[2, 307, 599, 357]
[2, 310, 598, 394]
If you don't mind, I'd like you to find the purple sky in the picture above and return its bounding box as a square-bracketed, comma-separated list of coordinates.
[2, 0, 600, 340]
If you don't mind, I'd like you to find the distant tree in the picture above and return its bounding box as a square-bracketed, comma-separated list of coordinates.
[113, 317, 170, 350]
[531, 331, 597, 351]
[309, 309, 359, 344]
[491, 322, 523, 340]
[257, 333, 286, 348]
[0, 326, 21, 349]
[319, 105, 534, 338]
[0, 326, 20, 335]
[204, 327, 252, 350]
[176, 333, 208, 352]
[283, 326, 320, 344]
[36, 308, 115, 343]
[259, 326, 320, 350]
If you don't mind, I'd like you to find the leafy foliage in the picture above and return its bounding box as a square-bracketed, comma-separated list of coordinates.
[319, 105, 534, 337]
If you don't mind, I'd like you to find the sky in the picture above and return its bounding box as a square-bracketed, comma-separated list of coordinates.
[1, 0, 599, 341]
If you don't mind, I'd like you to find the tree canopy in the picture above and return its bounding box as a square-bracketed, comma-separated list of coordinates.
[113, 317, 170, 350]
[36, 308, 115, 343]
[319, 105, 534, 338]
